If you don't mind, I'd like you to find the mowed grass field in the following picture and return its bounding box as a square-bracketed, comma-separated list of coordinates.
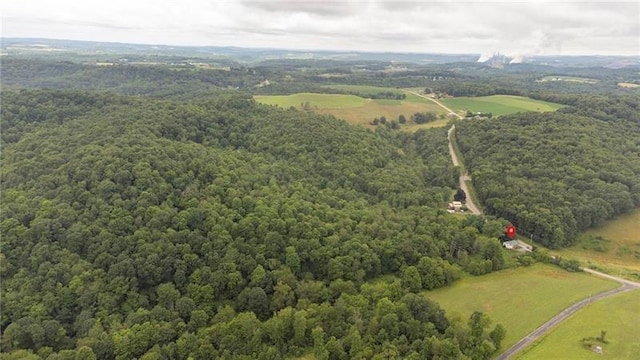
[424, 264, 618, 353]
[255, 93, 369, 109]
[254, 88, 447, 130]
[516, 290, 640, 359]
[441, 95, 563, 117]
[553, 209, 640, 279]
[321, 84, 403, 96]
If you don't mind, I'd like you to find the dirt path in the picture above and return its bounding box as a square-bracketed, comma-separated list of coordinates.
[404, 90, 480, 215]
[405, 90, 461, 118]
[447, 125, 482, 215]
[495, 269, 640, 360]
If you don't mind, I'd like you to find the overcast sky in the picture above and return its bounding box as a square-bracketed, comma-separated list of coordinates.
[2, 0, 639, 56]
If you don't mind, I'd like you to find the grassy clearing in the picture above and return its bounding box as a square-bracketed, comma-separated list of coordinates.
[321, 84, 403, 95]
[516, 290, 640, 360]
[255, 93, 368, 109]
[537, 76, 599, 84]
[441, 95, 563, 117]
[424, 264, 618, 353]
[553, 209, 640, 279]
[255, 92, 446, 129]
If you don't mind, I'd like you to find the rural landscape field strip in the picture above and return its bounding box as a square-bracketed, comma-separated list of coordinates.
[515, 289, 640, 359]
[405, 90, 461, 117]
[554, 209, 640, 277]
[496, 269, 640, 359]
[441, 95, 563, 117]
[425, 264, 619, 354]
[255, 90, 447, 128]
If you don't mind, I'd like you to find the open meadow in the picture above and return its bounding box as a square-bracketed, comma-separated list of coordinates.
[516, 289, 640, 359]
[553, 209, 640, 280]
[537, 76, 599, 84]
[320, 84, 404, 96]
[255, 88, 447, 130]
[424, 264, 618, 353]
[441, 95, 563, 117]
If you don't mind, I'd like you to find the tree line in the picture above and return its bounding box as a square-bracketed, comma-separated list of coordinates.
[1, 89, 510, 359]
[455, 95, 640, 247]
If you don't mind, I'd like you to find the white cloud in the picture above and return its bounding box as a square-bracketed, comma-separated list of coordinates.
[1, 0, 638, 55]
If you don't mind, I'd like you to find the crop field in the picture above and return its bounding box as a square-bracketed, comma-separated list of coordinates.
[554, 209, 640, 279]
[441, 95, 563, 117]
[537, 76, 599, 84]
[255, 91, 447, 129]
[516, 290, 640, 359]
[424, 264, 618, 353]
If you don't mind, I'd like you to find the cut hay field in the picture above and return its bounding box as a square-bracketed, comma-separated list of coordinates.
[441, 95, 563, 117]
[254, 93, 369, 109]
[553, 209, 640, 280]
[424, 264, 618, 353]
[255, 91, 447, 130]
[516, 289, 640, 360]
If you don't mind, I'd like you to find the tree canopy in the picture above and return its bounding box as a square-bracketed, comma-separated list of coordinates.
[1, 88, 506, 359]
[455, 95, 640, 247]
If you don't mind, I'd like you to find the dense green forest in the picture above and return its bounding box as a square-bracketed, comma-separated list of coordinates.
[4, 57, 639, 100]
[1, 88, 513, 359]
[3, 53, 638, 359]
[0, 59, 263, 98]
[455, 95, 640, 248]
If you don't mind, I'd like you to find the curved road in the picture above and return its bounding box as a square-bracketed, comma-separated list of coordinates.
[495, 269, 640, 360]
[405, 90, 461, 118]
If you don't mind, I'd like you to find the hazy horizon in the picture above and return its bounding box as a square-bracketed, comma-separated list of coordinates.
[2, 0, 639, 57]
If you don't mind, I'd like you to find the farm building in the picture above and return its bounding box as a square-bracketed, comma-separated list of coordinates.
[503, 240, 519, 250]
[451, 201, 462, 210]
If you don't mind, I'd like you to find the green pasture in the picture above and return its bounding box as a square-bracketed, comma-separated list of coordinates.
[516, 290, 640, 359]
[321, 84, 403, 96]
[441, 95, 563, 117]
[554, 209, 640, 279]
[255, 93, 368, 109]
[538, 76, 599, 84]
[424, 264, 618, 353]
[255, 92, 447, 129]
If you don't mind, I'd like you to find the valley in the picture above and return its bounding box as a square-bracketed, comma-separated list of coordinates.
[1, 37, 639, 360]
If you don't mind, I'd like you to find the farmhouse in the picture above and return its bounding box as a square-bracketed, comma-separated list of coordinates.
[503, 240, 519, 250]
[448, 201, 462, 211]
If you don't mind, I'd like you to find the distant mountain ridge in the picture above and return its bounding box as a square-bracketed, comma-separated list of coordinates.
[4, 37, 638, 67]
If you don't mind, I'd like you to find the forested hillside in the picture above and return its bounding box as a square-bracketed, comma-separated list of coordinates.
[455, 95, 640, 248]
[1, 89, 509, 359]
[1, 59, 263, 98]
